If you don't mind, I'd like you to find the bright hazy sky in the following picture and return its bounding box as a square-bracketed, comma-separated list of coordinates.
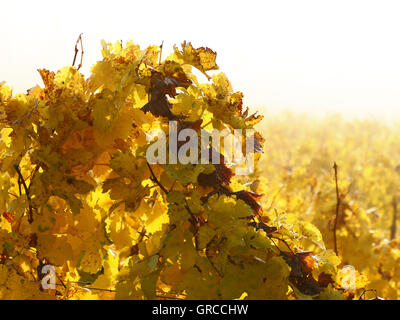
[1, 0, 399, 120]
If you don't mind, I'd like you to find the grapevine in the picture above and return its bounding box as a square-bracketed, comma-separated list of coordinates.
[0, 39, 386, 300]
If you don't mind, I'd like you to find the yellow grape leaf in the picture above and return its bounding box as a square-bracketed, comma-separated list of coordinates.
[0, 82, 11, 101]
[37, 234, 73, 266]
[92, 250, 119, 290]
[54, 66, 85, 92]
[299, 221, 326, 250]
[317, 285, 345, 300]
[79, 240, 104, 274]
[89, 60, 117, 92]
[206, 195, 253, 229]
[174, 41, 219, 79]
[197, 225, 216, 249]
[92, 93, 119, 133]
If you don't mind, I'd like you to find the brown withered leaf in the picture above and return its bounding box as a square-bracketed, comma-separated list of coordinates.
[197, 148, 264, 216]
[2, 211, 14, 223]
[176, 119, 204, 150]
[246, 132, 265, 154]
[296, 251, 315, 275]
[281, 250, 323, 296]
[197, 147, 233, 188]
[293, 274, 322, 296]
[160, 60, 192, 88]
[214, 163, 234, 186]
[197, 165, 233, 189]
[141, 94, 178, 119]
[141, 70, 190, 120]
[179, 119, 203, 132]
[318, 272, 334, 288]
[248, 221, 277, 235]
[233, 190, 263, 216]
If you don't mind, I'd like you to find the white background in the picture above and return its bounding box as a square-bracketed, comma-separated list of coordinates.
[1, 0, 399, 120]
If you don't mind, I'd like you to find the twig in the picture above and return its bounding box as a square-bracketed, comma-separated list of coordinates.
[169, 179, 177, 192]
[28, 165, 39, 182]
[78, 285, 116, 292]
[159, 40, 164, 65]
[333, 162, 340, 255]
[78, 35, 84, 70]
[265, 183, 286, 211]
[155, 294, 184, 300]
[391, 196, 397, 240]
[305, 187, 320, 216]
[359, 289, 378, 300]
[8, 192, 19, 198]
[184, 199, 194, 216]
[31, 280, 117, 293]
[72, 33, 84, 70]
[200, 120, 212, 129]
[265, 236, 282, 255]
[17, 175, 22, 196]
[12, 101, 39, 126]
[269, 234, 295, 255]
[146, 162, 168, 194]
[205, 235, 224, 277]
[57, 274, 66, 289]
[13, 164, 34, 223]
[72, 34, 80, 67]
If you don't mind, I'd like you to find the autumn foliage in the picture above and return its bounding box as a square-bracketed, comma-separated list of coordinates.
[0, 40, 381, 300]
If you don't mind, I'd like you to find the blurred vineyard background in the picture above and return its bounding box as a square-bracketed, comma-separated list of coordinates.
[254, 112, 400, 299]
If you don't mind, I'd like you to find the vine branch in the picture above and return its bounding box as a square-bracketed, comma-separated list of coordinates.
[333, 162, 340, 255]
[146, 162, 168, 194]
[13, 164, 34, 223]
[159, 40, 164, 65]
[391, 196, 397, 240]
[72, 33, 84, 70]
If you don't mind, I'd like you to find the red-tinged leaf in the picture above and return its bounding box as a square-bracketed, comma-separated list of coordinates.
[281, 250, 323, 296]
[141, 71, 189, 120]
[176, 120, 204, 149]
[179, 119, 203, 132]
[214, 163, 234, 186]
[233, 190, 263, 216]
[198, 147, 234, 188]
[248, 221, 277, 235]
[318, 272, 334, 288]
[2, 211, 14, 223]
